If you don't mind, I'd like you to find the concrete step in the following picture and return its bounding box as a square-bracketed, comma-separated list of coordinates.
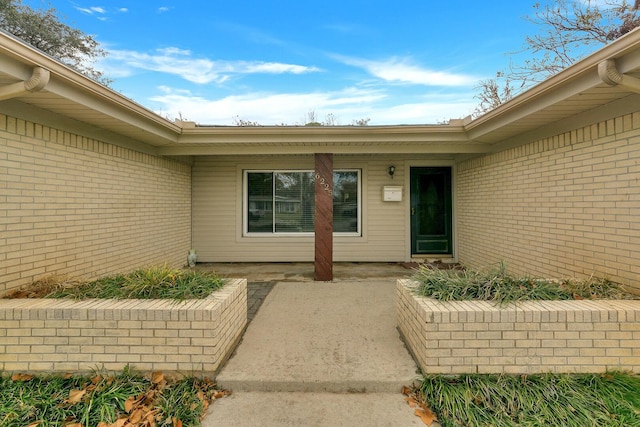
[202, 391, 425, 427]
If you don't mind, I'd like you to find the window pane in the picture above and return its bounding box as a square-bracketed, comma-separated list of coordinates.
[333, 171, 358, 233]
[247, 173, 273, 232]
[274, 172, 315, 232]
[246, 170, 359, 235]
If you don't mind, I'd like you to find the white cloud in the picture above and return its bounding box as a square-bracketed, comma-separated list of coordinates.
[103, 48, 322, 84]
[147, 86, 474, 125]
[243, 63, 321, 74]
[158, 6, 171, 13]
[334, 55, 478, 87]
[74, 6, 107, 15]
[149, 87, 386, 125]
[118, 8, 128, 13]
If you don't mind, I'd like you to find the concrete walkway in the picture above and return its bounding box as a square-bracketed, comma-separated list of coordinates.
[202, 276, 424, 426]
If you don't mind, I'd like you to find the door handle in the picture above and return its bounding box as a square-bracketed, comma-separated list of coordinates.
[411, 207, 415, 216]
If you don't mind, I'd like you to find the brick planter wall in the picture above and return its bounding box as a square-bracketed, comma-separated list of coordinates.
[0, 279, 246, 375]
[397, 279, 640, 374]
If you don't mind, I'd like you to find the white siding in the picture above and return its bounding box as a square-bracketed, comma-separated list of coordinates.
[192, 154, 452, 262]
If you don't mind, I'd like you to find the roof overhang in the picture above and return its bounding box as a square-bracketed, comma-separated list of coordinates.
[0, 29, 180, 153]
[1, 27, 640, 157]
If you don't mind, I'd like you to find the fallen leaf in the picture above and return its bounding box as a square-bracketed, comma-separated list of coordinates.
[405, 396, 418, 408]
[145, 410, 158, 423]
[129, 408, 144, 424]
[11, 373, 34, 381]
[96, 423, 109, 427]
[124, 396, 137, 413]
[68, 389, 86, 404]
[151, 371, 164, 384]
[65, 424, 83, 427]
[213, 390, 231, 399]
[573, 293, 584, 300]
[173, 418, 183, 427]
[113, 418, 127, 427]
[415, 408, 438, 426]
[401, 385, 412, 396]
[26, 422, 42, 427]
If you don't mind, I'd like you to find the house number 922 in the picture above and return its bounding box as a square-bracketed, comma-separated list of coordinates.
[315, 173, 333, 196]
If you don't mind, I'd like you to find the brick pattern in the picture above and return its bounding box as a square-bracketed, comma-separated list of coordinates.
[0, 279, 246, 374]
[0, 114, 192, 294]
[456, 112, 640, 291]
[397, 279, 640, 374]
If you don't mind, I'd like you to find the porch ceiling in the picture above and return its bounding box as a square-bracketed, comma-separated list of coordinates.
[1, 28, 640, 157]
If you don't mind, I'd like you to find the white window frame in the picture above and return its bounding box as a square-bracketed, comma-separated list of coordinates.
[243, 169, 362, 237]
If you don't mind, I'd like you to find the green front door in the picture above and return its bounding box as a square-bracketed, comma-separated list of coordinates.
[410, 167, 452, 254]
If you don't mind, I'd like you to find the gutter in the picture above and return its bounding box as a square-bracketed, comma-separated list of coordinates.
[0, 66, 49, 101]
[598, 58, 640, 93]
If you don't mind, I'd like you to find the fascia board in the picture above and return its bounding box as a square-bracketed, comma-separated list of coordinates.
[158, 142, 490, 156]
[177, 125, 474, 144]
[43, 77, 179, 145]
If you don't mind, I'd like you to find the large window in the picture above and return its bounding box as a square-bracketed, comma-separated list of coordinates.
[245, 170, 360, 235]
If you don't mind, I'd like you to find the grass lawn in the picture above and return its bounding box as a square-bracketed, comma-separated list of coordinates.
[407, 371, 640, 427]
[0, 367, 229, 427]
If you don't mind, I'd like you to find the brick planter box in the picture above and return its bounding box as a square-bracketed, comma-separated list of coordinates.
[0, 278, 247, 375]
[397, 279, 640, 374]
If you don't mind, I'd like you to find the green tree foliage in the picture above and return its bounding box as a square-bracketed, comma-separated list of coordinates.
[0, 0, 108, 84]
[475, 0, 640, 115]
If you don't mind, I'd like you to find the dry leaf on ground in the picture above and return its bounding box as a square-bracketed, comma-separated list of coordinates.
[151, 371, 164, 384]
[11, 373, 34, 381]
[403, 384, 439, 426]
[67, 389, 87, 404]
[415, 408, 438, 426]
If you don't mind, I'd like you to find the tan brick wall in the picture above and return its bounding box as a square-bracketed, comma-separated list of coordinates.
[0, 114, 192, 294]
[456, 113, 640, 291]
[0, 279, 246, 374]
[397, 280, 640, 374]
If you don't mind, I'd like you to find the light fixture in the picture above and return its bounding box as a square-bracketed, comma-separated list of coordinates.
[388, 165, 396, 178]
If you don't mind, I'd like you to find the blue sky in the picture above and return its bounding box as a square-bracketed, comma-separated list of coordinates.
[24, 0, 549, 125]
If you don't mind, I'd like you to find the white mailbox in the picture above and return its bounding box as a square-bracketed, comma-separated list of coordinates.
[383, 185, 403, 202]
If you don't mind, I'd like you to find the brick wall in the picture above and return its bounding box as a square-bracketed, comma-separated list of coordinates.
[0, 279, 246, 374]
[397, 280, 640, 374]
[456, 112, 640, 291]
[0, 114, 192, 294]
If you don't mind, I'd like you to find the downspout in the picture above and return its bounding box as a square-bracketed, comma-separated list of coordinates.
[0, 66, 50, 101]
[598, 59, 640, 93]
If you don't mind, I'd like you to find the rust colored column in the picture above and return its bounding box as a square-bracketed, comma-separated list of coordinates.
[314, 153, 333, 281]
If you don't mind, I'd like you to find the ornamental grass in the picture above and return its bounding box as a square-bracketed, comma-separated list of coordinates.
[412, 263, 637, 305]
[7, 265, 226, 301]
[413, 372, 640, 427]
